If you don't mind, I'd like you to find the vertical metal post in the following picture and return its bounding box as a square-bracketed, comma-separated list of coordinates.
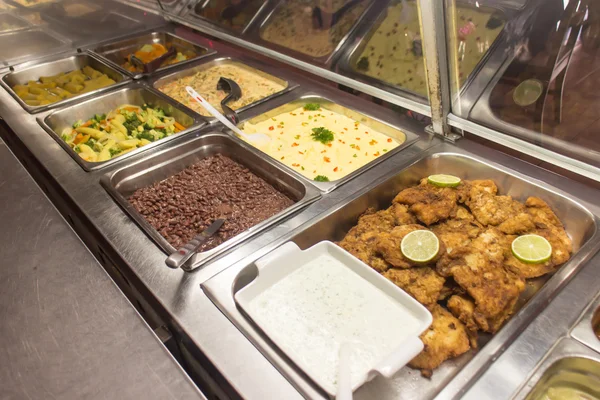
[418, 0, 458, 140]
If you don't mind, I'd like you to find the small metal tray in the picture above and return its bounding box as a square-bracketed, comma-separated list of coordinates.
[1, 52, 129, 114]
[203, 148, 600, 400]
[187, 0, 272, 35]
[101, 132, 321, 271]
[338, 0, 508, 104]
[249, 0, 376, 66]
[571, 293, 600, 354]
[0, 28, 69, 67]
[232, 92, 419, 193]
[0, 12, 31, 32]
[91, 31, 216, 80]
[152, 56, 296, 122]
[3, 0, 58, 11]
[513, 338, 600, 399]
[38, 84, 204, 172]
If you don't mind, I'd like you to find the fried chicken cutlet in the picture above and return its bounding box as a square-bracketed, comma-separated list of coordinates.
[393, 179, 461, 226]
[409, 305, 471, 377]
[376, 225, 445, 268]
[431, 206, 482, 255]
[383, 267, 445, 307]
[338, 204, 417, 273]
[437, 228, 525, 333]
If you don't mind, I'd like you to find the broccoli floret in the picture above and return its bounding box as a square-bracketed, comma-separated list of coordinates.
[143, 122, 154, 130]
[87, 138, 97, 148]
[109, 148, 122, 157]
[137, 131, 156, 142]
[72, 120, 84, 129]
[314, 175, 330, 182]
[154, 107, 166, 117]
[61, 133, 70, 142]
[123, 115, 142, 133]
[73, 145, 81, 153]
[94, 113, 106, 122]
[141, 104, 149, 111]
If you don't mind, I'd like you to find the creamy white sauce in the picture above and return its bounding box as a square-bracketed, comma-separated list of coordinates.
[248, 254, 422, 394]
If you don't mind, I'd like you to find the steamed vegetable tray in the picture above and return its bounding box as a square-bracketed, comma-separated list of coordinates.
[60, 104, 186, 162]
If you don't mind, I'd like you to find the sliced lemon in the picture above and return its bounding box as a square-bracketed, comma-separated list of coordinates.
[427, 174, 461, 188]
[401, 230, 440, 263]
[511, 234, 552, 264]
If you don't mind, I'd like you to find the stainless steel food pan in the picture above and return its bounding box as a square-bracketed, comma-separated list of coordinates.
[39, 84, 204, 172]
[338, 0, 508, 104]
[0, 12, 31, 32]
[251, 0, 376, 66]
[101, 132, 321, 271]
[233, 93, 420, 193]
[152, 56, 296, 122]
[1, 53, 129, 114]
[571, 293, 600, 354]
[91, 31, 216, 79]
[513, 338, 600, 400]
[203, 149, 600, 400]
[0, 28, 69, 67]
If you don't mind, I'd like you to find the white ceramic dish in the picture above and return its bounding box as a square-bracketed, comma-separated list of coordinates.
[235, 241, 433, 397]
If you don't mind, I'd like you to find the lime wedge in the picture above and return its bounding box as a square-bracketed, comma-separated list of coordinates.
[511, 234, 552, 264]
[428, 174, 461, 188]
[401, 230, 440, 263]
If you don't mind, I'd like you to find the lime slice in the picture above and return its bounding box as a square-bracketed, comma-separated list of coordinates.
[511, 234, 552, 264]
[401, 230, 440, 263]
[428, 174, 461, 188]
[513, 79, 544, 107]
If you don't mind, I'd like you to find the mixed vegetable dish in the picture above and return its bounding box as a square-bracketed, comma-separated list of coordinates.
[60, 104, 187, 162]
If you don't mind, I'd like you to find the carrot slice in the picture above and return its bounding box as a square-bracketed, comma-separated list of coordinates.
[173, 121, 186, 132]
[81, 120, 93, 127]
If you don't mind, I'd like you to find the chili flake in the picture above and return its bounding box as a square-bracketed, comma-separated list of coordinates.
[324, 157, 331, 162]
[292, 142, 299, 147]
[292, 163, 300, 167]
[387, 138, 393, 143]
[333, 167, 339, 172]
[373, 151, 380, 156]
[269, 126, 274, 130]
[369, 139, 377, 145]
[355, 137, 361, 140]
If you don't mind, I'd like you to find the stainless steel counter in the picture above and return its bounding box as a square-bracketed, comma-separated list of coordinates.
[2, 22, 600, 400]
[0, 142, 205, 400]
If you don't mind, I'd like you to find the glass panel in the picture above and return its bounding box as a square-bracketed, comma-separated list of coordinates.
[182, 0, 433, 107]
[448, 0, 600, 167]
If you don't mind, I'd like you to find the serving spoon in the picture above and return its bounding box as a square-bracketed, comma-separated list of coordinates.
[185, 86, 271, 146]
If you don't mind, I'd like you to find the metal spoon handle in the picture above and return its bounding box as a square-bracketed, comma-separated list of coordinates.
[165, 219, 225, 269]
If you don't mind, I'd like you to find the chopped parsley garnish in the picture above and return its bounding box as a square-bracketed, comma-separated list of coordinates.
[303, 103, 320, 111]
[294, 135, 301, 140]
[311, 127, 334, 144]
[353, 154, 357, 158]
[314, 175, 330, 182]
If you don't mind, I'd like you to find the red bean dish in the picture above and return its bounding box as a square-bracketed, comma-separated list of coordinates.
[128, 154, 294, 251]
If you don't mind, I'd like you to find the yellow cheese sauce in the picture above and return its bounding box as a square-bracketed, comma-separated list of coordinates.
[241, 105, 401, 182]
[157, 63, 286, 117]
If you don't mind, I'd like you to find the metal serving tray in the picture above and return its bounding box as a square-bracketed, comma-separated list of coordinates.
[0, 28, 69, 67]
[91, 31, 216, 80]
[3, 0, 57, 11]
[152, 56, 296, 122]
[39, 84, 204, 172]
[203, 149, 600, 400]
[513, 338, 600, 399]
[571, 293, 600, 354]
[101, 132, 321, 271]
[187, 0, 273, 35]
[0, 12, 30, 32]
[1, 53, 129, 114]
[232, 92, 419, 193]
[250, 0, 376, 66]
[338, 0, 509, 105]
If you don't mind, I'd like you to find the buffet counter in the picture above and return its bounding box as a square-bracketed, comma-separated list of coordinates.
[0, 140, 204, 400]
